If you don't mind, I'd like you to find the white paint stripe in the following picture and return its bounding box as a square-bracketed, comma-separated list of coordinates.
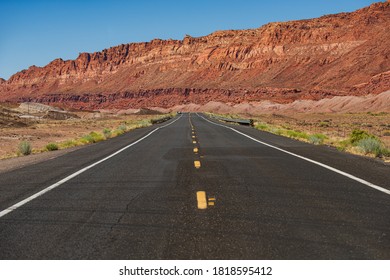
[198, 113, 390, 195]
[0, 115, 183, 218]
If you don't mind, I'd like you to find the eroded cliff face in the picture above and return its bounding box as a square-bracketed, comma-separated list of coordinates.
[0, 2, 389, 109]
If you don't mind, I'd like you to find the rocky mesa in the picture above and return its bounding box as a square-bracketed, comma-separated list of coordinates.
[0, 1, 389, 110]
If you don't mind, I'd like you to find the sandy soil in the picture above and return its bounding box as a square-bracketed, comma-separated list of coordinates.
[0, 104, 162, 159]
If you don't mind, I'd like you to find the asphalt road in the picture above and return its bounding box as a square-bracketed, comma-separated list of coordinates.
[0, 113, 389, 259]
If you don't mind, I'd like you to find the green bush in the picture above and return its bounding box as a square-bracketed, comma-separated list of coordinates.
[18, 141, 32, 155]
[382, 148, 390, 157]
[255, 123, 268, 130]
[138, 119, 152, 127]
[319, 122, 329, 127]
[337, 140, 349, 152]
[46, 143, 59, 151]
[103, 128, 112, 139]
[356, 138, 383, 156]
[267, 127, 280, 135]
[61, 140, 77, 148]
[113, 129, 125, 136]
[308, 134, 327, 145]
[89, 132, 104, 142]
[118, 124, 127, 132]
[80, 132, 104, 144]
[80, 134, 95, 144]
[349, 129, 375, 144]
[285, 129, 309, 140]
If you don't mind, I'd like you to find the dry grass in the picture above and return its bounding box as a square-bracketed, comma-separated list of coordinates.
[250, 112, 390, 160]
[0, 111, 170, 159]
[209, 111, 390, 161]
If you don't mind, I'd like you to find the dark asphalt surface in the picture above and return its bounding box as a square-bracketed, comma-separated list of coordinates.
[0, 113, 389, 259]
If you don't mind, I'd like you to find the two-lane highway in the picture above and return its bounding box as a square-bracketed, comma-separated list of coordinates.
[0, 113, 389, 259]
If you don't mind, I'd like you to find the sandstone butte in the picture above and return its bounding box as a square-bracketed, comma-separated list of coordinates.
[0, 1, 389, 110]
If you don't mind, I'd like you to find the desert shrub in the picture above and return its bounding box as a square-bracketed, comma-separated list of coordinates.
[61, 140, 77, 148]
[308, 133, 327, 145]
[337, 140, 349, 152]
[381, 148, 390, 157]
[255, 123, 268, 130]
[270, 128, 282, 135]
[118, 124, 127, 132]
[112, 129, 124, 136]
[46, 143, 59, 151]
[285, 129, 309, 140]
[356, 138, 383, 156]
[103, 128, 111, 139]
[138, 119, 152, 127]
[89, 131, 104, 142]
[80, 132, 104, 144]
[18, 141, 32, 155]
[319, 122, 329, 127]
[80, 134, 94, 144]
[349, 129, 375, 144]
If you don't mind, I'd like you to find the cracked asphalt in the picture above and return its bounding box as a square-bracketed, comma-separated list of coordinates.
[0, 113, 389, 259]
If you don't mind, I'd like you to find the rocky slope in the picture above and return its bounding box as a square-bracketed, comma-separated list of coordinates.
[0, 1, 389, 109]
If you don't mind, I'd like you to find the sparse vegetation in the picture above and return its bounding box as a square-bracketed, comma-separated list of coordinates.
[349, 129, 376, 144]
[285, 129, 309, 140]
[118, 124, 127, 132]
[356, 137, 383, 156]
[103, 128, 112, 139]
[1, 105, 173, 159]
[255, 123, 269, 130]
[248, 114, 390, 160]
[46, 143, 59, 151]
[308, 134, 327, 145]
[80, 131, 105, 144]
[59, 140, 78, 149]
[18, 141, 32, 155]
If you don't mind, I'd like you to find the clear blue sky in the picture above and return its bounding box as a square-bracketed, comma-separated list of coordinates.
[0, 0, 381, 80]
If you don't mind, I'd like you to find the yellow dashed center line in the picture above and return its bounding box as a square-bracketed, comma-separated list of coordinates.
[194, 160, 201, 169]
[196, 191, 207, 210]
[191, 115, 212, 210]
[208, 197, 216, 206]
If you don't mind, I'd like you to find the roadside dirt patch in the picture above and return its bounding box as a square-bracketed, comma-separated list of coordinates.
[0, 103, 166, 159]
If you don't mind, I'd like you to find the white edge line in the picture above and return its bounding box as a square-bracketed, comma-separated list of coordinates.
[197, 113, 390, 195]
[0, 115, 183, 218]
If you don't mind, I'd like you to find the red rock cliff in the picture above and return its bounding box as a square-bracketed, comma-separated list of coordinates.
[0, 1, 389, 109]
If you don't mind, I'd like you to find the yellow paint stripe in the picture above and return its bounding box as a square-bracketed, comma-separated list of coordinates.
[208, 201, 215, 206]
[193, 148, 199, 153]
[208, 197, 216, 201]
[192, 140, 196, 144]
[196, 191, 207, 209]
[192, 136, 196, 139]
[194, 160, 201, 168]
